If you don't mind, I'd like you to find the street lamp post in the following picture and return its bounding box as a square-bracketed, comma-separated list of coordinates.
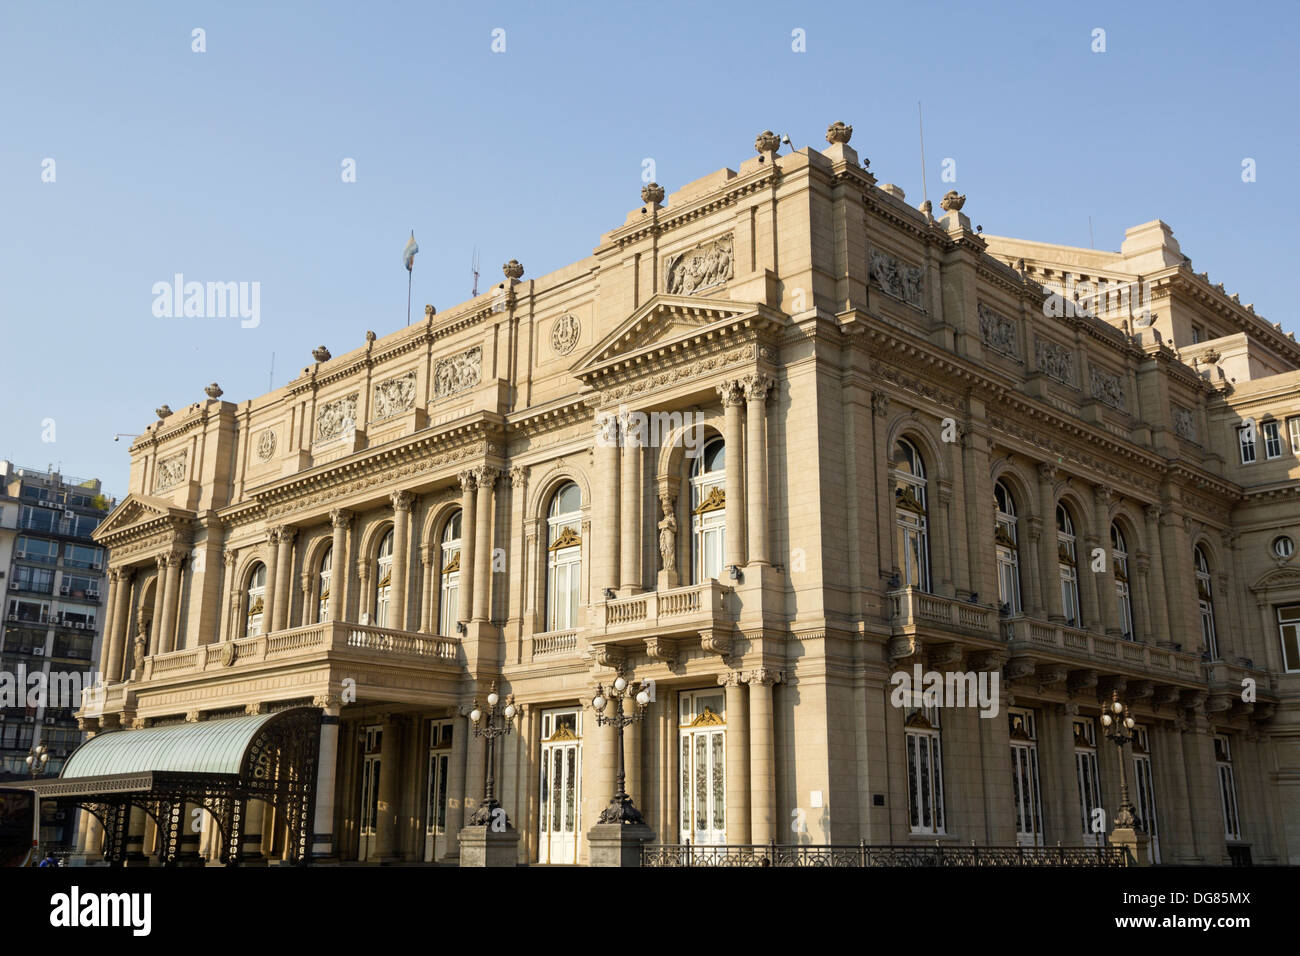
[25, 743, 49, 865]
[467, 681, 517, 827]
[591, 677, 651, 824]
[1099, 690, 1141, 832]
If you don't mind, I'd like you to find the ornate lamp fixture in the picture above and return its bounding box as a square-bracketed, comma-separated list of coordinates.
[1099, 690, 1141, 831]
[590, 677, 652, 824]
[467, 681, 517, 827]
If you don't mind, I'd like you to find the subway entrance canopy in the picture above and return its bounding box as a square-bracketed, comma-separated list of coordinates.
[1, 707, 319, 866]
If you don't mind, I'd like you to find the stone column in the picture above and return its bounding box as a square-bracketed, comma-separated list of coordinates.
[329, 509, 351, 623]
[389, 491, 413, 631]
[1157, 507, 1196, 648]
[100, 571, 119, 667]
[620, 412, 642, 591]
[299, 572, 312, 627]
[219, 549, 237, 641]
[418, 546, 435, 634]
[472, 467, 498, 622]
[262, 529, 281, 634]
[743, 374, 773, 567]
[747, 668, 780, 844]
[375, 715, 402, 861]
[1079, 533, 1103, 630]
[105, 568, 132, 683]
[1093, 486, 1121, 636]
[1133, 554, 1154, 642]
[148, 557, 167, 656]
[719, 672, 750, 844]
[458, 471, 478, 626]
[158, 550, 184, 654]
[1036, 465, 1063, 620]
[355, 559, 371, 623]
[596, 416, 621, 595]
[934, 483, 955, 597]
[626, 709, 642, 815]
[1022, 518, 1045, 616]
[445, 707, 469, 856]
[271, 528, 295, 633]
[312, 694, 341, 859]
[1142, 505, 1172, 644]
[719, 380, 747, 569]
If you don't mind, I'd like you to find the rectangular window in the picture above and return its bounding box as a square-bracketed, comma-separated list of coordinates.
[1074, 719, 1102, 843]
[1215, 735, 1242, 841]
[18, 506, 54, 533]
[1238, 426, 1256, 464]
[1191, 325, 1202, 343]
[1132, 727, 1160, 864]
[1009, 709, 1044, 846]
[6, 598, 50, 625]
[13, 566, 55, 593]
[1263, 421, 1283, 459]
[1278, 605, 1300, 673]
[1288, 417, 1300, 455]
[16, 536, 58, 564]
[63, 543, 103, 569]
[905, 707, 944, 835]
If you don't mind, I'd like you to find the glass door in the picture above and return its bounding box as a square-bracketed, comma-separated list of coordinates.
[424, 719, 453, 862]
[1131, 727, 1160, 864]
[358, 725, 382, 861]
[1009, 709, 1044, 846]
[679, 690, 726, 845]
[538, 709, 581, 864]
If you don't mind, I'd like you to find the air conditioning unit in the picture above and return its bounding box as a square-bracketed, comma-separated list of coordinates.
[8, 581, 18, 590]
[44, 717, 55, 724]
[32, 647, 44, 655]
[60, 586, 70, 596]
[23, 716, 34, 723]
[63, 511, 75, 521]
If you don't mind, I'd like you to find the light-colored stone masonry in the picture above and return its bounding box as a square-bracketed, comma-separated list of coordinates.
[73, 123, 1299, 865]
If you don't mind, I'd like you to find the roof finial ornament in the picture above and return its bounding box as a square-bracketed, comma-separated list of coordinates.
[940, 190, 966, 212]
[204, 383, 223, 399]
[641, 182, 665, 208]
[155, 404, 172, 420]
[825, 121, 852, 145]
[312, 345, 332, 362]
[503, 259, 524, 281]
[754, 129, 780, 164]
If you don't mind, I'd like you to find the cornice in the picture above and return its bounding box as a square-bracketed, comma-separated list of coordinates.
[604, 164, 780, 249]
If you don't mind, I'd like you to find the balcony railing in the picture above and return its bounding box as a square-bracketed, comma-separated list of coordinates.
[999, 615, 1203, 680]
[530, 629, 580, 660]
[140, 619, 462, 681]
[642, 841, 1132, 867]
[888, 588, 996, 636]
[598, 580, 732, 637]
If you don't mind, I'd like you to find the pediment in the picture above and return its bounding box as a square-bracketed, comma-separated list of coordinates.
[93, 493, 192, 541]
[573, 293, 752, 373]
[1250, 566, 1300, 593]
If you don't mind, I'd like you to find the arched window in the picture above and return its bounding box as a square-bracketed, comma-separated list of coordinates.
[691, 438, 726, 583]
[1057, 505, 1080, 627]
[317, 547, 332, 623]
[244, 563, 267, 637]
[1111, 525, 1134, 640]
[893, 438, 930, 592]
[994, 480, 1021, 614]
[439, 511, 462, 636]
[1195, 545, 1218, 658]
[546, 482, 582, 631]
[374, 529, 394, 628]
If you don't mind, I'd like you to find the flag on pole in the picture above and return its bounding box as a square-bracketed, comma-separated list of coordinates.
[402, 231, 419, 272]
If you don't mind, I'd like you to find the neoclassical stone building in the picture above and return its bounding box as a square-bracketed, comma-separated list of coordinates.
[64, 124, 1298, 866]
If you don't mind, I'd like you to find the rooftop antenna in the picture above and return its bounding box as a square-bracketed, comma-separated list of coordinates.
[268, 352, 275, 392]
[918, 101, 928, 206]
[1088, 216, 1095, 250]
[472, 247, 480, 298]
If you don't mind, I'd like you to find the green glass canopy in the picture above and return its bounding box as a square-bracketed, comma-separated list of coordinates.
[60, 711, 282, 779]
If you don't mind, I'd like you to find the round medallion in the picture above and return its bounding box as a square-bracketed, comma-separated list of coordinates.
[222, 642, 238, 666]
[257, 430, 276, 462]
[551, 314, 580, 355]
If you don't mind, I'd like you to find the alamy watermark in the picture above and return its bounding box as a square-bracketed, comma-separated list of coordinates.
[152, 274, 260, 328]
[890, 663, 1000, 719]
[595, 405, 706, 457]
[0, 666, 101, 708]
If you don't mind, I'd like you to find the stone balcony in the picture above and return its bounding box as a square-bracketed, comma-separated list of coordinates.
[886, 588, 1243, 694]
[80, 620, 465, 722]
[590, 580, 735, 659]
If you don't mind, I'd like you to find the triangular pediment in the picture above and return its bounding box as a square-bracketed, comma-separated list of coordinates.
[574, 293, 752, 372]
[93, 493, 192, 541]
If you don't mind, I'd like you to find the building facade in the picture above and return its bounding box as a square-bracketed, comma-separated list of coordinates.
[72, 124, 1297, 865]
[0, 462, 111, 848]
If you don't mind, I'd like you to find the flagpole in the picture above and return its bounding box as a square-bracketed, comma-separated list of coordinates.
[406, 266, 412, 326]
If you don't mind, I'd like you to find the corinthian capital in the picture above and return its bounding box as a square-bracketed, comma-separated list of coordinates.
[473, 465, 500, 489]
[509, 465, 529, 488]
[1036, 463, 1057, 483]
[458, 469, 477, 493]
[330, 508, 353, 529]
[716, 380, 745, 407]
[390, 490, 414, 512]
[1093, 484, 1113, 506]
[742, 373, 775, 403]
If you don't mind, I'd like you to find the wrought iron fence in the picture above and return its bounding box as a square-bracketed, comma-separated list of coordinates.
[642, 841, 1132, 867]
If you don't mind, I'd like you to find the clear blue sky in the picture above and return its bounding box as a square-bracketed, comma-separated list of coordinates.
[2, 0, 1295, 499]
